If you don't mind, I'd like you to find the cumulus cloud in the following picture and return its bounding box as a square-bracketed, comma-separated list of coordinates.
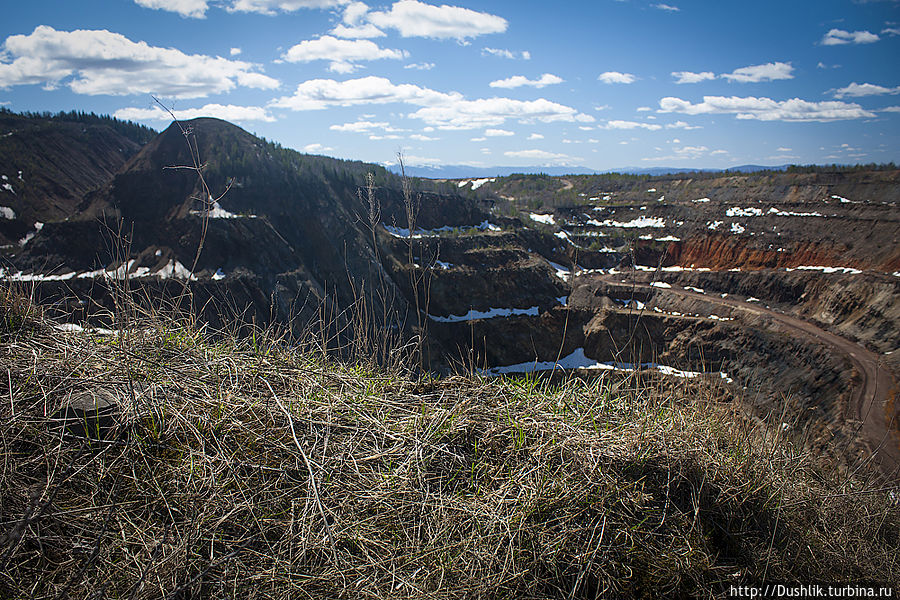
[833, 82, 900, 98]
[367, 1, 507, 40]
[821, 28, 880, 45]
[409, 98, 594, 130]
[134, 0, 209, 18]
[405, 62, 436, 70]
[503, 149, 580, 165]
[329, 120, 393, 132]
[484, 128, 514, 136]
[270, 76, 459, 111]
[665, 120, 701, 129]
[409, 133, 438, 141]
[271, 75, 593, 129]
[527, 133, 544, 140]
[229, 0, 351, 15]
[489, 73, 563, 89]
[652, 3, 680, 10]
[671, 70, 715, 84]
[720, 61, 794, 83]
[604, 120, 662, 131]
[331, 1, 386, 38]
[880, 106, 900, 113]
[883, 27, 900, 36]
[658, 95, 876, 121]
[302, 143, 335, 153]
[482, 47, 530, 59]
[114, 103, 275, 122]
[230, 47, 242, 56]
[0, 26, 278, 98]
[598, 71, 636, 84]
[282, 36, 406, 73]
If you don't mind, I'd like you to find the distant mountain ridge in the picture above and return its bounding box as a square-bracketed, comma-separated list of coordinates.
[392, 163, 792, 179]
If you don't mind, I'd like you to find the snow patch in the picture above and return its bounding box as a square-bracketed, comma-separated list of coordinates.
[155, 260, 197, 281]
[190, 201, 256, 219]
[212, 268, 226, 281]
[707, 221, 722, 230]
[726, 207, 763, 217]
[595, 216, 665, 229]
[685, 286, 705, 294]
[547, 260, 570, 280]
[481, 347, 735, 383]
[18, 222, 43, 246]
[528, 212, 556, 225]
[650, 281, 671, 289]
[786, 265, 863, 275]
[767, 207, 824, 217]
[693, 197, 710, 203]
[0, 206, 15, 220]
[1, 183, 15, 194]
[729, 223, 745, 234]
[429, 306, 539, 323]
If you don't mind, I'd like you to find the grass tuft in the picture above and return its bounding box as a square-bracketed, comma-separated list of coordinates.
[0, 289, 897, 599]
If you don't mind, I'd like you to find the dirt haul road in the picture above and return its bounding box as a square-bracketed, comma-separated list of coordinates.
[599, 274, 900, 480]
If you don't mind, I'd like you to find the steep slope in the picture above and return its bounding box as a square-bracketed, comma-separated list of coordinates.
[8, 118, 513, 345]
[0, 110, 153, 247]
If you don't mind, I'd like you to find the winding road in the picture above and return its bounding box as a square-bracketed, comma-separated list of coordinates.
[599, 274, 900, 479]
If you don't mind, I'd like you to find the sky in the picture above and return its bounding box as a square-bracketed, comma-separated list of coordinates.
[1, 0, 899, 171]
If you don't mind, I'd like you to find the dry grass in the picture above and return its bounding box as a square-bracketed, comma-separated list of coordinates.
[0, 287, 898, 599]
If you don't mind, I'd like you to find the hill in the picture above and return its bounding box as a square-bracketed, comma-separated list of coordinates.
[0, 109, 154, 247]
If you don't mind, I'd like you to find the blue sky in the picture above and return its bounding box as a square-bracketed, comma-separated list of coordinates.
[1, 0, 898, 171]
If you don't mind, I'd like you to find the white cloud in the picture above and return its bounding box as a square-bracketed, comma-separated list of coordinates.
[821, 28, 880, 45]
[134, 0, 209, 18]
[271, 76, 592, 130]
[383, 153, 443, 167]
[671, 70, 715, 84]
[470, 136, 486, 141]
[881, 106, 900, 113]
[604, 120, 662, 131]
[882, 27, 900, 36]
[367, 1, 507, 40]
[636, 106, 652, 112]
[598, 71, 636, 84]
[0, 26, 279, 98]
[114, 103, 275, 122]
[329, 120, 391, 132]
[652, 3, 679, 11]
[230, 47, 242, 56]
[833, 82, 900, 98]
[527, 133, 544, 140]
[484, 128, 514, 136]
[409, 133, 438, 141]
[720, 62, 794, 83]
[776, 147, 791, 151]
[482, 47, 529, 60]
[665, 120, 701, 129]
[282, 36, 406, 73]
[409, 97, 593, 129]
[503, 149, 580, 165]
[489, 73, 563, 89]
[270, 76, 459, 111]
[302, 142, 334, 153]
[228, 0, 351, 15]
[658, 95, 876, 122]
[404, 62, 435, 70]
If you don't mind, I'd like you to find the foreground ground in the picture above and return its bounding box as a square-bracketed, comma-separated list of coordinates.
[1, 291, 898, 599]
